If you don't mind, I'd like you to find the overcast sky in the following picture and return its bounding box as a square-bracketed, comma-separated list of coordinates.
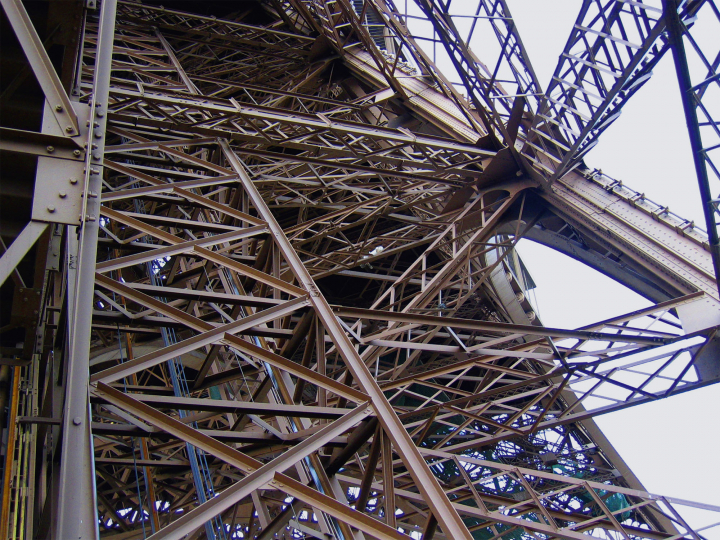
[505, 0, 720, 535]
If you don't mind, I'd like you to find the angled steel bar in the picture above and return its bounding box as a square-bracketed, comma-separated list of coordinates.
[663, 0, 720, 295]
[220, 139, 475, 539]
[529, 0, 706, 181]
[0, 222, 48, 288]
[0, 0, 80, 135]
[144, 404, 372, 540]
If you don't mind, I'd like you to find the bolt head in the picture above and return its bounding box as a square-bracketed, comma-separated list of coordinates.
[65, 126, 74, 133]
[47, 205, 56, 213]
[73, 149, 81, 157]
[59, 192, 67, 198]
[72, 417, 82, 426]
[46, 146, 55, 153]
[55, 105, 63, 112]
[69, 178, 78, 185]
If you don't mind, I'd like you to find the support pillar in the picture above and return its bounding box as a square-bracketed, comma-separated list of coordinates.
[55, 1, 117, 538]
[663, 0, 720, 296]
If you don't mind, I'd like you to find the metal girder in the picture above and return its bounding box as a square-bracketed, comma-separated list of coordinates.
[409, 0, 543, 153]
[528, 0, 686, 180]
[93, 382, 373, 540]
[662, 0, 720, 296]
[0, 222, 48, 288]
[55, 1, 118, 538]
[221, 139, 475, 539]
[0, 0, 80, 136]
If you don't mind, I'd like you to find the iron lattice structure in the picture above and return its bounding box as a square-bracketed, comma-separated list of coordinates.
[0, 0, 719, 539]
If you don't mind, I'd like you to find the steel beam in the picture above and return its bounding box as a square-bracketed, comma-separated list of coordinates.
[663, 0, 720, 296]
[0, 0, 79, 136]
[220, 140, 475, 539]
[54, 1, 118, 538]
[0, 222, 48, 288]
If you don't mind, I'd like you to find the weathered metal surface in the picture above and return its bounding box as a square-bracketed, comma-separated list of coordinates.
[1, 1, 718, 539]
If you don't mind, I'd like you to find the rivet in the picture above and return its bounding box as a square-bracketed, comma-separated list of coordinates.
[55, 105, 63, 112]
[72, 417, 82, 426]
[46, 146, 55, 153]
[59, 192, 67, 198]
[65, 126, 74, 133]
[69, 178, 78, 185]
[47, 205, 56, 213]
[73, 150, 81, 157]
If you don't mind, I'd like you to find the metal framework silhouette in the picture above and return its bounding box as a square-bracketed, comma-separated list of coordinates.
[0, 0, 719, 539]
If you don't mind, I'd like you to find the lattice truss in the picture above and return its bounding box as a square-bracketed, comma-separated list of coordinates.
[4, 0, 720, 539]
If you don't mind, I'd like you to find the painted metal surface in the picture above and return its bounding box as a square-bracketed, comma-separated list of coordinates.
[0, 1, 718, 539]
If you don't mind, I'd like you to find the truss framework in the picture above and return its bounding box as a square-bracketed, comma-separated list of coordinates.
[0, 0, 718, 540]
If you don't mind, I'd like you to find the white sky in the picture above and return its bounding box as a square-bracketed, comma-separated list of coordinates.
[505, 0, 720, 535]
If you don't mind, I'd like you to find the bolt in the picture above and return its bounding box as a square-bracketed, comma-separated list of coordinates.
[72, 417, 82, 426]
[59, 192, 67, 198]
[69, 178, 78, 185]
[47, 205, 56, 213]
[46, 146, 55, 153]
[73, 149, 81, 157]
[65, 126, 74, 133]
[56, 104, 64, 112]
[93, 153, 102, 160]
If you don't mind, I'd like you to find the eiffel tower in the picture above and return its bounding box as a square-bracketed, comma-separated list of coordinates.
[0, 0, 719, 539]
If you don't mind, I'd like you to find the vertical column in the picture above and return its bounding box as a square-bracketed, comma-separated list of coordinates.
[55, 1, 117, 538]
[663, 0, 720, 296]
